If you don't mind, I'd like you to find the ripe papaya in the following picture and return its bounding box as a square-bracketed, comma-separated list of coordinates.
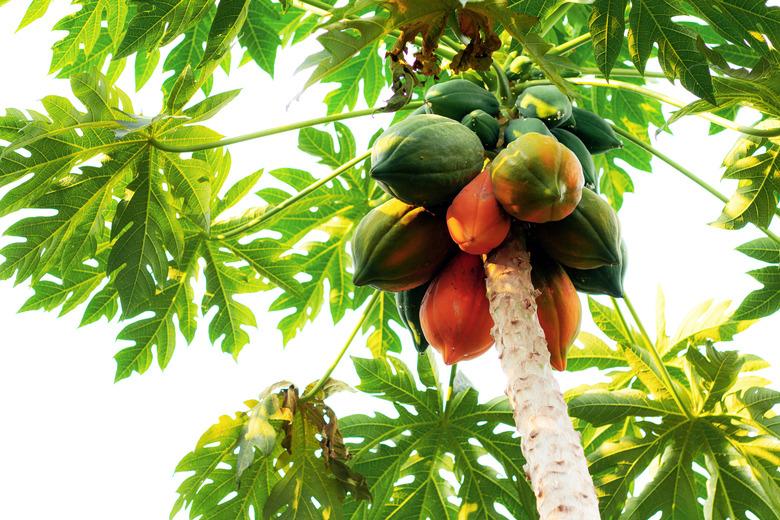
[421, 252, 494, 365]
[446, 169, 510, 255]
[352, 199, 454, 291]
[515, 85, 572, 127]
[370, 114, 485, 207]
[560, 107, 622, 154]
[490, 133, 584, 223]
[395, 283, 430, 353]
[564, 240, 627, 297]
[531, 253, 581, 371]
[504, 117, 552, 144]
[461, 109, 500, 149]
[424, 79, 500, 121]
[534, 188, 621, 269]
[550, 127, 597, 188]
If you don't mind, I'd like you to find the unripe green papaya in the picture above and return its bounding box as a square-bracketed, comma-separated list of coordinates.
[534, 188, 621, 269]
[424, 79, 500, 121]
[550, 127, 597, 188]
[371, 114, 485, 207]
[491, 133, 584, 223]
[461, 109, 500, 149]
[506, 55, 533, 80]
[564, 240, 627, 297]
[504, 117, 552, 144]
[560, 107, 622, 154]
[515, 85, 572, 127]
[396, 282, 430, 353]
[352, 199, 454, 292]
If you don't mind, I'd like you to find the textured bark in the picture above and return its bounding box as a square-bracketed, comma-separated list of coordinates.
[484, 237, 600, 520]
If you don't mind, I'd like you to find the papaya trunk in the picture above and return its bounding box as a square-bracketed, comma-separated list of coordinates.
[484, 237, 600, 520]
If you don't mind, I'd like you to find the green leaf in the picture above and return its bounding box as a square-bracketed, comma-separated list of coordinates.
[18, 0, 53, 30]
[737, 237, 780, 264]
[161, 9, 214, 99]
[322, 43, 386, 114]
[200, 0, 250, 67]
[626, 0, 715, 102]
[588, 0, 627, 78]
[361, 291, 402, 358]
[666, 299, 752, 358]
[734, 265, 780, 320]
[568, 389, 681, 425]
[566, 332, 628, 371]
[714, 147, 780, 230]
[686, 345, 743, 412]
[588, 297, 635, 345]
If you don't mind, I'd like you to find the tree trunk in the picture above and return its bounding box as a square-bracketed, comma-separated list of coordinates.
[484, 237, 600, 520]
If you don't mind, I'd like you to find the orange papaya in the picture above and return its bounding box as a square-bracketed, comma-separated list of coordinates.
[446, 170, 511, 255]
[490, 133, 584, 223]
[421, 252, 494, 364]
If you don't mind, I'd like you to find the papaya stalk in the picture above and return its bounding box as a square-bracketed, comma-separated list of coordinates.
[484, 236, 600, 520]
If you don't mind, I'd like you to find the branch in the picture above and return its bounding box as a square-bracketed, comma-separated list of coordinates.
[612, 125, 780, 244]
[301, 290, 380, 402]
[485, 236, 600, 519]
[151, 103, 422, 153]
[212, 150, 372, 240]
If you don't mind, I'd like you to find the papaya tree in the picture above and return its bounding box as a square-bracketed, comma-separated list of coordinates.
[0, 0, 779, 519]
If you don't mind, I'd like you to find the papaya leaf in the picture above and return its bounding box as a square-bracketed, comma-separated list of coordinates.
[588, 0, 627, 78]
[737, 237, 780, 264]
[734, 265, 780, 320]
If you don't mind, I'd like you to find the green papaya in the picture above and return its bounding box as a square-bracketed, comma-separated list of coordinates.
[395, 283, 430, 353]
[515, 85, 572, 127]
[371, 114, 485, 207]
[564, 240, 627, 297]
[505, 55, 532, 81]
[504, 117, 552, 144]
[461, 109, 500, 149]
[424, 79, 500, 121]
[534, 188, 621, 269]
[352, 199, 455, 292]
[560, 107, 622, 154]
[550, 128, 597, 188]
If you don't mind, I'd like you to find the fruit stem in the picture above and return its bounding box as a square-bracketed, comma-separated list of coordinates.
[617, 295, 694, 419]
[548, 32, 592, 55]
[514, 77, 780, 138]
[300, 290, 380, 402]
[150, 104, 421, 153]
[612, 125, 780, 243]
[212, 150, 372, 240]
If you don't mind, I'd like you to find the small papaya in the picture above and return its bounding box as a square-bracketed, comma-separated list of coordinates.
[531, 253, 581, 371]
[370, 114, 485, 207]
[421, 252, 494, 365]
[424, 79, 500, 121]
[504, 117, 552, 144]
[534, 188, 621, 269]
[446, 169, 510, 255]
[395, 283, 430, 353]
[564, 240, 627, 297]
[550, 128, 597, 188]
[461, 109, 500, 149]
[352, 199, 454, 291]
[560, 107, 622, 154]
[515, 85, 572, 127]
[490, 133, 584, 223]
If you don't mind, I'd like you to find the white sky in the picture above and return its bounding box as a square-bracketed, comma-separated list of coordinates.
[0, 3, 777, 519]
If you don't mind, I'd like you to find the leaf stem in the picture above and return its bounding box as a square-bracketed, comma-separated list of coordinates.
[515, 77, 780, 137]
[548, 32, 591, 55]
[213, 150, 372, 240]
[577, 66, 667, 79]
[609, 296, 637, 345]
[623, 294, 694, 418]
[540, 3, 573, 37]
[444, 363, 458, 414]
[300, 290, 380, 402]
[612, 125, 780, 242]
[151, 103, 421, 153]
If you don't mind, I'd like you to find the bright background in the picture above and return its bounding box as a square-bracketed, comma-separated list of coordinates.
[0, 3, 777, 519]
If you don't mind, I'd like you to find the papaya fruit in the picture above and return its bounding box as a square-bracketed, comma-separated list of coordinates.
[446, 169, 510, 255]
[424, 79, 500, 121]
[534, 188, 621, 269]
[564, 240, 627, 297]
[490, 133, 584, 223]
[395, 283, 430, 353]
[550, 127, 597, 188]
[504, 117, 552, 144]
[421, 252, 494, 365]
[370, 114, 485, 207]
[352, 198, 454, 291]
[560, 107, 622, 154]
[531, 253, 581, 371]
[515, 85, 572, 128]
[461, 109, 500, 149]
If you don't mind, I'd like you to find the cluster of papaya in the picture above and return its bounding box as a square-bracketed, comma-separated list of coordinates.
[352, 79, 626, 370]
